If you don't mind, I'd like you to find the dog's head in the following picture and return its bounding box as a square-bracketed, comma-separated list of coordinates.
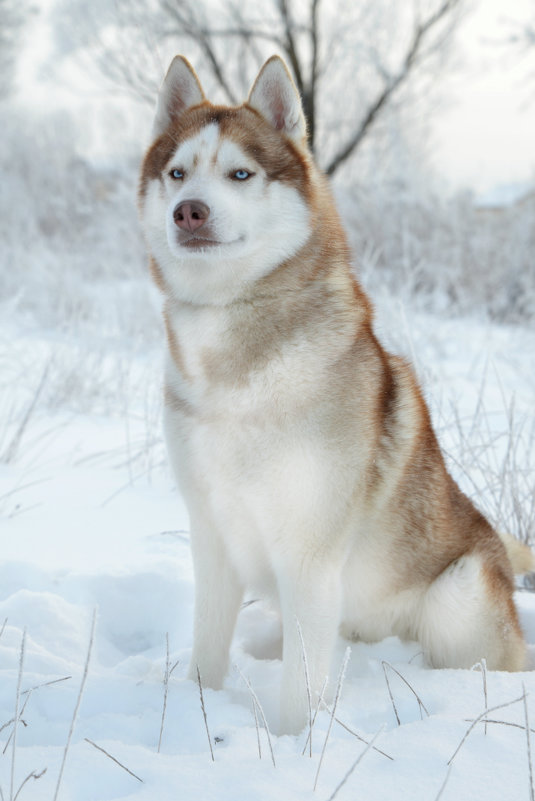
[139, 56, 314, 304]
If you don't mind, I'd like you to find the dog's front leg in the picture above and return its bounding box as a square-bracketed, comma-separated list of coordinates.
[187, 526, 244, 690]
[277, 562, 342, 735]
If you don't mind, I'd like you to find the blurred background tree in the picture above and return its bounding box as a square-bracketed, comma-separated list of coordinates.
[0, 0, 34, 98]
[50, 0, 463, 175]
[1, 0, 535, 331]
[503, 2, 535, 92]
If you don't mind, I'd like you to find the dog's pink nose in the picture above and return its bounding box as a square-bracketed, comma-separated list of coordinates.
[173, 200, 210, 232]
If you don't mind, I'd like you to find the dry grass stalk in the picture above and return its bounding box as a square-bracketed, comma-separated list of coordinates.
[314, 647, 350, 792]
[382, 661, 400, 726]
[85, 738, 143, 783]
[448, 693, 526, 765]
[434, 765, 452, 801]
[301, 677, 328, 757]
[252, 698, 262, 760]
[3, 676, 72, 755]
[524, 685, 534, 801]
[465, 718, 535, 735]
[21, 676, 71, 695]
[158, 633, 172, 753]
[295, 617, 313, 758]
[480, 659, 488, 736]
[3, 701, 29, 756]
[382, 661, 429, 722]
[53, 609, 96, 801]
[234, 665, 276, 767]
[2, 360, 51, 464]
[10, 629, 26, 801]
[325, 725, 385, 801]
[13, 769, 47, 801]
[316, 702, 394, 762]
[196, 667, 215, 762]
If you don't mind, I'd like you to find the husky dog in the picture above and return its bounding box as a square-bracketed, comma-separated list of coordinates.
[138, 55, 531, 735]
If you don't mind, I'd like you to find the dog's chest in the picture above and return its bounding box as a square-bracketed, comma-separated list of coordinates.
[165, 301, 321, 418]
[163, 302, 351, 562]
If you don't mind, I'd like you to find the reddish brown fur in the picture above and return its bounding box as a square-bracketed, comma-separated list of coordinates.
[139, 102, 312, 204]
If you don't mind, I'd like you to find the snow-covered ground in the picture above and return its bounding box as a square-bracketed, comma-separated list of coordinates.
[1, 301, 534, 801]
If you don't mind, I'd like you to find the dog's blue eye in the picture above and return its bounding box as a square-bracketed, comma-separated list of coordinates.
[233, 169, 252, 181]
[170, 169, 184, 180]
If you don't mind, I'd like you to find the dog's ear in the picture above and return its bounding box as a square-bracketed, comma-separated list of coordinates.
[247, 56, 307, 144]
[153, 56, 205, 137]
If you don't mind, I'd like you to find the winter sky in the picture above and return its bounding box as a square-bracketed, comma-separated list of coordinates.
[431, 0, 535, 194]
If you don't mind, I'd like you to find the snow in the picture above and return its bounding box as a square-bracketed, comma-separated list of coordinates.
[1, 308, 535, 801]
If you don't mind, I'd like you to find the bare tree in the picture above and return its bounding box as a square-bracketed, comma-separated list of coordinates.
[52, 0, 463, 175]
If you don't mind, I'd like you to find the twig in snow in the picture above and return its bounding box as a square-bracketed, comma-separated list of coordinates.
[314, 646, 350, 792]
[295, 617, 313, 757]
[13, 769, 47, 801]
[85, 739, 144, 783]
[196, 667, 214, 762]
[325, 725, 385, 801]
[382, 661, 429, 722]
[0, 618, 7, 639]
[234, 665, 276, 767]
[448, 692, 526, 765]
[53, 609, 96, 801]
[524, 685, 534, 801]
[10, 629, 26, 801]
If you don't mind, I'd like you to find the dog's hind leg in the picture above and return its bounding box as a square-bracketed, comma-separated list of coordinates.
[417, 552, 526, 671]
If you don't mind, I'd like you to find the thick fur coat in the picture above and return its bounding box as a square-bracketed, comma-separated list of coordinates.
[138, 55, 529, 735]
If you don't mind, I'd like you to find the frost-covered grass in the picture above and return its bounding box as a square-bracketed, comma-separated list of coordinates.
[0, 293, 534, 800]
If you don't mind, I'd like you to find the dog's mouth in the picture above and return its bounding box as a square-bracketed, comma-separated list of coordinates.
[181, 237, 224, 249]
[178, 234, 243, 251]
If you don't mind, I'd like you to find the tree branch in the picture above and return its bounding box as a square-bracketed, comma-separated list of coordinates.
[325, 0, 461, 175]
[160, 0, 240, 102]
[278, 0, 305, 95]
[306, 0, 321, 150]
